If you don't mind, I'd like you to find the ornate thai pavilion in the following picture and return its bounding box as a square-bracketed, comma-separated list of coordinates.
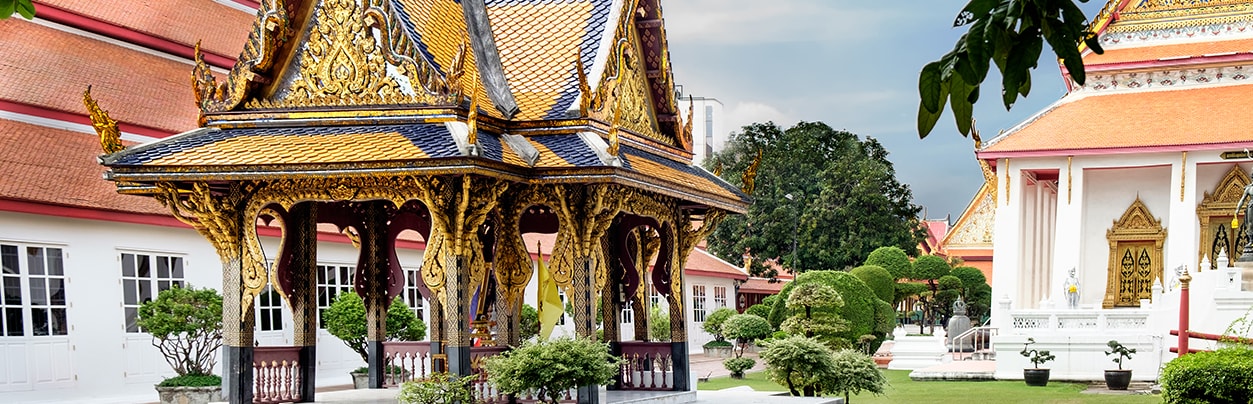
[92, 0, 749, 402]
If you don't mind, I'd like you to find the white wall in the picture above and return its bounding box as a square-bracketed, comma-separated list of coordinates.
[1080, 165, 1172, 308]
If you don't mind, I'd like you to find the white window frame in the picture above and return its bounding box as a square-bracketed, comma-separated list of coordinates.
[316, 264, 355, 328]
[713, 286, 728, 309]
[256, 285, 283, 332]
[402, 267, 424, 320]
[1, 243, 70, 337]
[692, 285, 707, 322]
[620, 305, 633, 324]
[120, 251, 185, 333]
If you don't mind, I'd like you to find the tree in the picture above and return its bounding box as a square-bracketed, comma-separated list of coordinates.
[917, 0, 1101, 138]
[135, 285, 223, 379]
[702, 307, 737, 343]
[865, 246, 912, 281]
[760, 335, 838, 397]
[1, 0, 35, 20]
[850, 264, 894, 304]
[706, 122, 924, 275]
[768, 270, 887, 352]
[648, 305, 670, 341]
[721, 314, 772, 358]
[933, 275, 965, 323]
[951, 266, 991, 320]
[519, 304, 539, 341]
[484, 337, 622, 404]
[911, 255, 952, 333]
[828, 349, 888, 403]
[746, 303, 772, 320]
[323, 291, 427, 363]
[780, 283, 848, 348]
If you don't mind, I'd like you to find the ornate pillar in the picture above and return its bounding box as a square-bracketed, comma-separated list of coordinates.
[286, 202, 318, 402]
[669, 209, 726, 392]
[359, 201, 392, 388]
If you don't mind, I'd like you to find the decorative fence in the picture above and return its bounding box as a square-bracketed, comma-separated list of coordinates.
[253, 346, 303, 404]
[1008, 310, 1150, 332]
[382, 341, 433, 387]
[618, 342, 673, 390]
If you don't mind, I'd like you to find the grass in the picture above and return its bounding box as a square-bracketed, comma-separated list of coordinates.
[700, 369, 1160, 403]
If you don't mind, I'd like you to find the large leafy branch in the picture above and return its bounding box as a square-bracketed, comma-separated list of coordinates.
[918, 0, 1102, 138]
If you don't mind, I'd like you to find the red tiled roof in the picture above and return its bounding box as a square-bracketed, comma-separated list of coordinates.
[684, 249, 748, 280]
[739, 277, 786, 294]
[0, 20, 201, 133]
[0, 119, 166, 215]
[39, 0, 253, 59]
[982, 83, 1253, 154]
[1084, 37, 1253, 66]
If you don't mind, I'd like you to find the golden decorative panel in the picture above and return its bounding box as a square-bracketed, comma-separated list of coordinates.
[587, 1, 665, 145]
[193, 0, 291, 114]
[1197, 165, 1249, 269]
[1104, 198, 1166, 308]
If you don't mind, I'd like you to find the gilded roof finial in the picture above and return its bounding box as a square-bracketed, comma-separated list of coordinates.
[712, 161, 723, 177]
[678, 95, 694, 151]
[467, 79, 480, 148]
[576, 51, 591, 117]
[741, 149, 762, 194]
[607, 97, 621, 157]
[449, 40, 468, 99]
[972, 118, 998, 200]
[83, 86, 124, 154]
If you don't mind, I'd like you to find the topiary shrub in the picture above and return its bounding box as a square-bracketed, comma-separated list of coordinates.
[780, 283, 848, 348]
[768, 270, 880, 352]
[761, 335, 837, 397]
[850, 265, 894, 304]
[136, 285, 223, 380]
[702, 307, 737, 342]
[746, 303, 772, 320]
[723, 357, 756, 379]
[827, 349, 887, 403]
[519, 304, 539, 341]
[397, 373, 474, 404]
[722, 314, 773, 357]
[1161, 348, 1253, 403]
[951, 266, 991, 319]
[484, 337, 622, 404]
[323, 291, 427, 364]
[864, 246, 911, 281]
[872, 299, 895, 346]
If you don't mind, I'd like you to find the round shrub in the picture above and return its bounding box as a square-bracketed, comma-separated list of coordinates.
[746, 303, 772, 319]
[850, 264, 894, 304]
[912, 255, 951, 281]
[722, 314, 773, 344]
[827, 349, 887, 403]
[484, 337, 622, 403]
[1161, 348, 1253, 403]
[760, 335, 837, 397]
[950, 266, 987, 291]
[702, 307, 737, 342]
[722, 357, 756, 379]
[398, 373, 474, 404]
[136, 285, 222, 378]
[768, 271, 879, 350]
[324, 291, 427, 363]
[865, 246, 911, 280]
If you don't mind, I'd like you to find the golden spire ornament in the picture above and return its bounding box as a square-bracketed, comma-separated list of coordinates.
[83, 86, 124, 154]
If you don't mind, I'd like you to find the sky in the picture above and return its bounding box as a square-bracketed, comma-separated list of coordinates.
[662, 1, 1107, 223]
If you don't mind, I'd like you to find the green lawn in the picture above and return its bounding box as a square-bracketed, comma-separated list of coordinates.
[699, 370, 1161, 403]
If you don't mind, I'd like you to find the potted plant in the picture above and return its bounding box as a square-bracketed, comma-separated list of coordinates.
[135, 285, 224, 404]
[397, 372, 474, 404]
[1104, 340, 1136, 390]
[1019, 338, 1055, 386]
[322, 291, 427, 388]
[702, 307, 737, 357]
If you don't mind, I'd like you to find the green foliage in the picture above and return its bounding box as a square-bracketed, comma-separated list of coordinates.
[703, 307, 737, 342]
[705, 122, 924, 275]
[323, 291, 427, 363]
[746, 303, 772, 320]
[397, 373, 474, 404]
[649, 305, 670, 341]
[0, 0, 36, 20]
[917, 0, 1100, 138]
[950, 266, 991, 319]
[865, 247, 912, 281]
[933, 275, 964, 319]
[723, 314, 773, 357]
[519, 304, 539, 341]
[872, 299, 895, 343]
[703, 340, 733, 348]
[781, 283, 848, 348]
[157, 374, 222, 387]
[761, 295, 779, 308]
[894, 282, 928, 304]
[1104, 340, 1136, 371]
[135, 285, 223, 377]
[761, 335, 838, 397]
[850, 265, 895, 304]
[723, 357, 757, 379]
[1020, 338, 1055, 368]
[484, 337, 622, 404]
[1161, 348, 1253, 404]
[828, 349, 888, 403]
[912, 255, 951, 281]
[769, 271, 882, 351]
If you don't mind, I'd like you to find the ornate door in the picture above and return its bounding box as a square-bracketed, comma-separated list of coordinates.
[1113, 243, 1155, 307]
[1104, 198, 1166, 309]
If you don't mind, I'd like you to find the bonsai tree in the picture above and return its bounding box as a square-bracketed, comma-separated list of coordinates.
[323, 291, 427, 365]
[780, 283, 848, 348]
[912, 255, 951, 334]
[1020, 338, 1055, 386]
[1106, 340, 1135, 370]
[722, 357, 755, 379]
[1104, 340, 1137, 390]
[135, 285, 223, 387]
[397, 373, 474, 404]
[484, 337, 622, 404]
[701, 307, 737, 348]
[760, 335, 837, 397]
[722, 313, 772, 357]
[827, 349, 887, 403]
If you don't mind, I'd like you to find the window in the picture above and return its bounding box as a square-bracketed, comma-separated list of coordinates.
[257, 285, 283, 332]
[402, 268, 424, 319]
[692, 285, 707, 322]
[317, 264, 354, 328]
[713, 286, 727, 309]
[557, 289, 567, 325]
[2, 244, 69, 337]
[620, 306, 633, 324]
[121, 253, 184, 333]
[650, 290, 661, 308]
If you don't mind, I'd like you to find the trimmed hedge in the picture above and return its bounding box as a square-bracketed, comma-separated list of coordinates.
[768, 270, 881, 351]
[1161, 348, 1253, 403]
[865, 246, 911, 280]
[746, 303, 772, 319]
[850, 265, 894, 304]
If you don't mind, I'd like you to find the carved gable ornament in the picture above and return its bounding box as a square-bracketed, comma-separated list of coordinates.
[1197, 165, 1249, 269]
[945, 183, 995, 248]
[1104, 197, 1166, 308]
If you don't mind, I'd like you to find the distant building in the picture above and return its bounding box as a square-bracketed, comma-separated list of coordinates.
[675, 87, 729, 166]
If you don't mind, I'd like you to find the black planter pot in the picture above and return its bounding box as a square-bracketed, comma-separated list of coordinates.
[1104, 369, 1132, 390]
[1023, 368, 1050, 386]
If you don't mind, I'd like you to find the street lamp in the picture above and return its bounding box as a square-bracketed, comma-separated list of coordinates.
[785, 193, 799, 272]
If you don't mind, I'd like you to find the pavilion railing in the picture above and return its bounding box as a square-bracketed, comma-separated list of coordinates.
[618, 342, 673, 390]
[382, 341, 433, 387]
[253, 346, 303, 404]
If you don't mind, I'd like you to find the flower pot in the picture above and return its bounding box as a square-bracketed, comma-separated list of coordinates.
[703, 346, 733, 358]
[1023, 368, 1050, 386]
[351, 372, 369, 389]
[1104, 369, 1132, 390]
[155, 385, 222, 404]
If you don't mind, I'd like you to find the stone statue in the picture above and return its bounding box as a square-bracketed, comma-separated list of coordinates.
[946, 296, 973, 352]
[953, 296, 967, 316]
[1063, 268, 1080, 309]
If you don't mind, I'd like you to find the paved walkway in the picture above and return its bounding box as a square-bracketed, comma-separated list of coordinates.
[689, 351, 767, 380]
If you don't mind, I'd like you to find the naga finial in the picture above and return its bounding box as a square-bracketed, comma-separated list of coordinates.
[576, 50, 591, 117]
[607, 98, 621, 157]
[741, 149, 762, 194]
[678, 95, 694, 151]
[448, 40, 468, 99]
[83, 86, 124, 154]
[971, 118, 983, 150]
[467, 80, 480, 148]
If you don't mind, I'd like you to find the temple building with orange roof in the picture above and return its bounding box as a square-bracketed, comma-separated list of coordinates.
[979, 0, 1253, 382]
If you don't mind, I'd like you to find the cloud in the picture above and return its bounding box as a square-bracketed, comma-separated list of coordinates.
[726, 101, 795, 132]
[662, 0, 890, 45]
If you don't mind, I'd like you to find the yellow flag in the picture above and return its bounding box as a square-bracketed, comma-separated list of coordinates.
[537, 241, 563, 340]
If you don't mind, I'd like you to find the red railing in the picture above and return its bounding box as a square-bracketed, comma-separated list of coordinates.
[618, 342, 672, 390]
[253, 346, 302, 404]
[1170, 330, 1253, 354]
[383, 341, 433, 387]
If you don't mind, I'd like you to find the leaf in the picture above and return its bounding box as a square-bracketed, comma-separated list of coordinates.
[0, 0, 15, 20]
[917, 102, 942, 139]
[950, 75, 974, 135]
[918, 61, 943, 113]
[15, 0, 32, 19]
[954, 0, 999, 26]
[965, 17, 991, 83]
[1084, 31, 1104, 55]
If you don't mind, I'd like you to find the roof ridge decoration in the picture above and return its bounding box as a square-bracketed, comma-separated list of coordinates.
[460, 0, 518, 118]
[1106, 0, 1253, 33]
[193, 0, 292, 116]
[83, 86, 124, 155]
[586, 0, 665, 146]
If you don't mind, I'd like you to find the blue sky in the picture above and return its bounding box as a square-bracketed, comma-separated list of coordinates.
[664, 1, 1106, 222]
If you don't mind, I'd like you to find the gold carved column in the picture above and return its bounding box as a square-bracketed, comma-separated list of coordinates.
[359, 201, 392, 388]
[284, 202, 318, 401]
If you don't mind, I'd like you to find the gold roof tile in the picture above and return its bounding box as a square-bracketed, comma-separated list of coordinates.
[488, 2, 592, 120]
[528, 138, 573, 168]
[148, 132, 427, 166]
[396, 0, 501, 118]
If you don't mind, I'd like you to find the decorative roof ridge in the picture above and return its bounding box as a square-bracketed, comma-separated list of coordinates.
[579, 0, 625, 111]
[1071, 64, 1253, 93]
[938, 181, 994, 249]
[461, 0, 518, 118]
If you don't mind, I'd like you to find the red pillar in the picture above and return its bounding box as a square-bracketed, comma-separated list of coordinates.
[1178, 271, 1192, 358]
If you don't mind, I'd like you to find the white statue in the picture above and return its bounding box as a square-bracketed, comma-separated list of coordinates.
[1063, 268, 1080, 309]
